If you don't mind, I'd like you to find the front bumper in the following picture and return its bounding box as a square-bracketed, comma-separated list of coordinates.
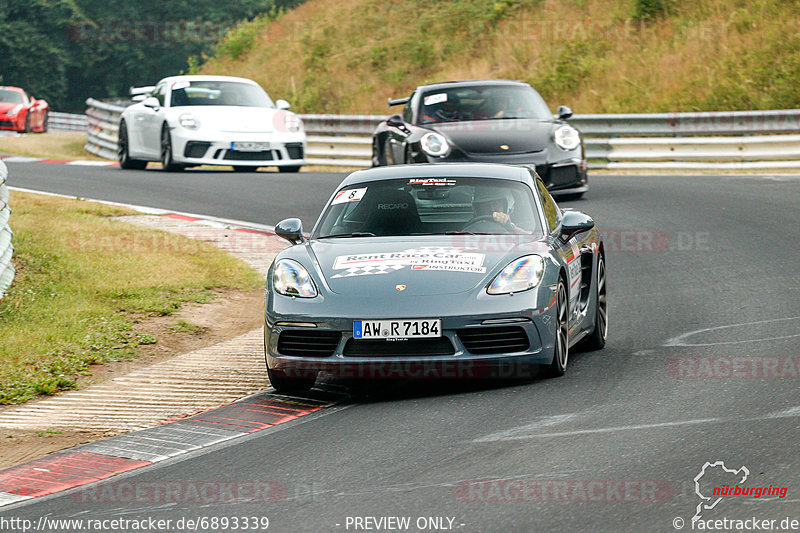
[0, 115, 23, 131]
[170, 129, 306, 167]
[265, 307, 558, 380]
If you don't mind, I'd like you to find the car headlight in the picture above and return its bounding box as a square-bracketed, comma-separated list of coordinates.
[487, 255, 545, 295]
[7, 105, 22, 117]
[554, 125, 580, 151]
[421, 132, 450, 157]
[179, 113, 199, 130]
[284, 113, 303, 133]
[273, 259, 318, 298]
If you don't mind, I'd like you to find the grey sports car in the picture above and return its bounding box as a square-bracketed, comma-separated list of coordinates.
[264, 163, 607, 392]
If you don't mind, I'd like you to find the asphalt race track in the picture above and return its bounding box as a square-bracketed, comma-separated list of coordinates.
[5, 163, 800, 532]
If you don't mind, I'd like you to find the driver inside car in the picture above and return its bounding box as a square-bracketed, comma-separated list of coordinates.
[472, 191, 532, 234]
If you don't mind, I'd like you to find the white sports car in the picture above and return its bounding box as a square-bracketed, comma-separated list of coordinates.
[118, 75, 306, 172]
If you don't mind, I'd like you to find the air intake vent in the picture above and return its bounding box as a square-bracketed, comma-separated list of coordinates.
[224, 150, 274, 161]
[277, 330, 340, 357]
[343, 337, 455, 357]
[458, 326, 529, 355]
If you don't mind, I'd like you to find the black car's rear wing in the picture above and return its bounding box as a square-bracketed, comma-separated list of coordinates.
[387, 97, 410, 107]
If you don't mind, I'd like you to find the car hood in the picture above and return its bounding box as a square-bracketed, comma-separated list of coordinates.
[431, 119, 554, 154]
[0, 102, 22, 114]
[307, 237, 549, 296]
[171, 106, 282, 133]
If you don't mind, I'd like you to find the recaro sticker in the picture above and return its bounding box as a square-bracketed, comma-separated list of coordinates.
[332, 187, 367, 205]
[424, 93, 448, 106]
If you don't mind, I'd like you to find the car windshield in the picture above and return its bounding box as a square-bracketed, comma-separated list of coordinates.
[169, 80, 273, 108]
[418, 85, 551, 124]
[314, 177, 542, 238]
[0, 90, 24, 104]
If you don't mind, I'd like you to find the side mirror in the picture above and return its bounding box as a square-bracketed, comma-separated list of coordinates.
[275, 218, 305, 245]
[386, 114, 404, 128]
[561, 210, 594, 233]
[557, 105, 573, 120]
[142, 97, 160, 110]
[276, 99, 291, 110]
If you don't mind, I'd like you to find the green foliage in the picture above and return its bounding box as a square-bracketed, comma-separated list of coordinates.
[633, 0, 671, 20]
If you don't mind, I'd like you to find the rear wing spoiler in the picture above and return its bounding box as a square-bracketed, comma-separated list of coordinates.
[387, 97, 410, 107]
[129, 86, 155, 97]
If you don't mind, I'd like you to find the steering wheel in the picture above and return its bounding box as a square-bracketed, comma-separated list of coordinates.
[462, 215, 514, 232]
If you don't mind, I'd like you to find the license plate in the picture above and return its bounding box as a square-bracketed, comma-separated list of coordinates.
[354, 319, 441, 340]
[230, 141, 270, 152]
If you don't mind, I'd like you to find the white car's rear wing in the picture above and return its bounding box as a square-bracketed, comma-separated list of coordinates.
[129, 86, 155, 97]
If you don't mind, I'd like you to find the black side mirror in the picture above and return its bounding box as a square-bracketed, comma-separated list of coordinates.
[275, 218, 305, 245]
[557, 105, 573, 120]
[561, 210, 594, 233]
[386, 114, 404, 128]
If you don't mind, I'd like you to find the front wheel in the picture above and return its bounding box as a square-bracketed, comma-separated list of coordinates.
[41, 111, 49, 133]
[542, 279, 569, 378]
[267, 366, 316, 393]
[160, 126, 183, 172]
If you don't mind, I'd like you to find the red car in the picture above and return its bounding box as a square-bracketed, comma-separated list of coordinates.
[0, 86, 49, 133]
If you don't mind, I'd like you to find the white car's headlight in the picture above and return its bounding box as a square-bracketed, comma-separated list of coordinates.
[179, 113, 200, 130]
[554, 125, 580, 151]
[421, 132, 450, 157]
[487, 255, 545, 295]
[273, 259, 318, 298]
[284, 113, 303, 133]
[8, 105, 23, 117]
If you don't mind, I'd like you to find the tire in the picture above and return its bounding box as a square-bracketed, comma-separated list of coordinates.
[23, 113, 30, 133]
[543, 279, 569, 378]
[118, 121, 147, 170]
[578, 254, 607, 351]
[160, 125, 183, 172]
[281, 166, 302, 173]
[41, 111, 49, 133]
[267, 366, 316, 393]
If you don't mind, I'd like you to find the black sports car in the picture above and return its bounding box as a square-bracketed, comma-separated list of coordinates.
[372, 80, 588, 198]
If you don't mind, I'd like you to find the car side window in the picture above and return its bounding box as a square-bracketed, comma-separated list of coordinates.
[402, 94, 414, 123]
[154, 84, 167, 107]
[536, 179, 560, 232]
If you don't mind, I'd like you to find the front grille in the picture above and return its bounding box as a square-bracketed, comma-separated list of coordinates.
[458, 326, 529, 355]
[285, 142, 304, 160]
[277, 330, 340, 357]
[0, 120, 15, 128]
[224, 150, 274, 161]
[343, 337, 455, 357]
[184, 141, 211, 158]
[550, 165, 579, 187]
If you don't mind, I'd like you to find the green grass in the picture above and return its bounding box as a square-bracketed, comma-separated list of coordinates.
[0, 192, 262, 404]
[198, 0, 800, 114]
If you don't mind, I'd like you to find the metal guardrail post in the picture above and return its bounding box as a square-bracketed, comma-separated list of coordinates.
[0, 160, 14, 299]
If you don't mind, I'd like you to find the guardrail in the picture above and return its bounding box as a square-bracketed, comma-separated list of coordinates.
[48, 111, 88, 132]
[0, 160, 14, 299]
[84, 99, 800, 169]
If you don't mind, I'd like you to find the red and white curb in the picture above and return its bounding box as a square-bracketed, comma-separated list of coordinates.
[0, 155, 118, 166]
[0, 389, 346, 507]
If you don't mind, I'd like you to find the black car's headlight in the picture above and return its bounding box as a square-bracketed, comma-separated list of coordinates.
[273, 259, 318, 298]
[421, 132, 450, 157]
[554, 125, 580, 151]
[487, 255, 545, 295]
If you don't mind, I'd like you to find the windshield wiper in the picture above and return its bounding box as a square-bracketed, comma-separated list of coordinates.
[319, 232, 377, 239]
